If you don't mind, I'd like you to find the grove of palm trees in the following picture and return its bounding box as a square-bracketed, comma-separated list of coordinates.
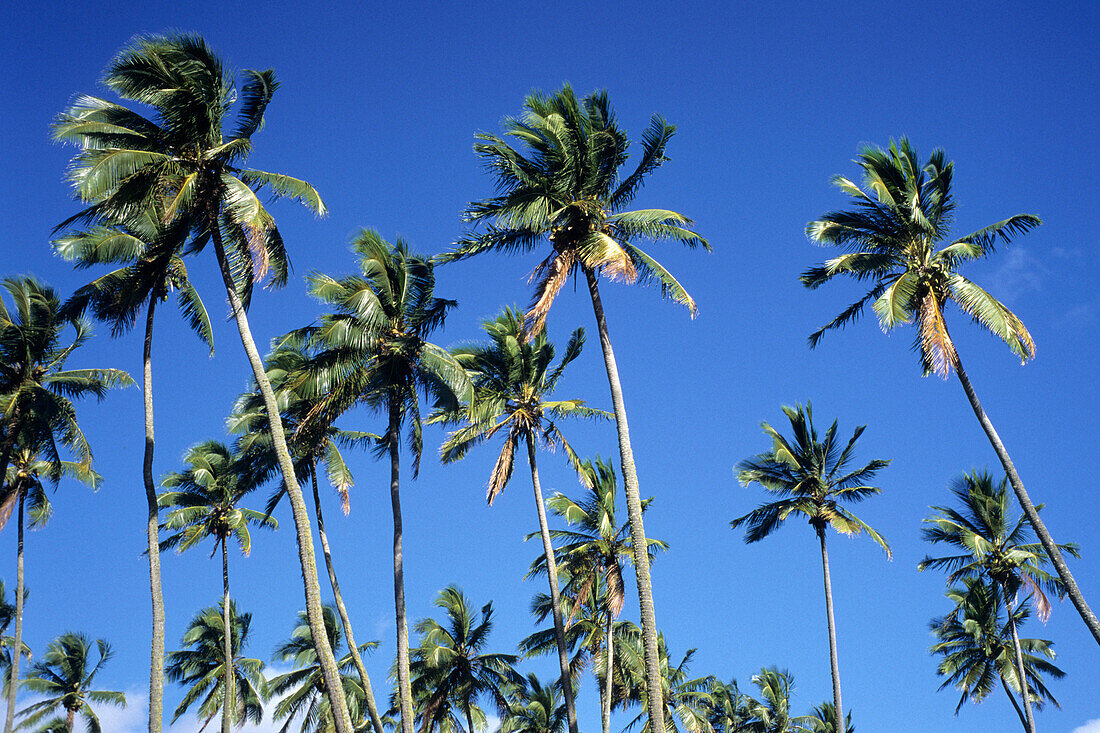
[1, 4, 1096, 733]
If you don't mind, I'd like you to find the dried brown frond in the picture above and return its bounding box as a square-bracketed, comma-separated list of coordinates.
[920, 292, 957, 378]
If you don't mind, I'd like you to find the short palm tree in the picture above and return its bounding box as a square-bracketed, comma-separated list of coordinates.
[52, 34, 351, 721]
[919, 470, 1074, 733]
[15, 632, 124, 733]
[501, 675, 567, 733]
[165, 602, 267, 730]
[159, 441, 276, 733]
[614, 627, 714, 733]
[929, 578, 1062, 730]
[732, 404, 889, 723]
[446, 86, 710, 733]
[432, 307, 606, 733]
[804, 703, 852, 733]
[704, 679, 751, 733]
[740, 668, 812, 733]
[295, 231, 470, 733]
[801, 138, 1098, 645]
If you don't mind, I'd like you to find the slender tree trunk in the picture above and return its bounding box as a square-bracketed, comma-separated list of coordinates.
[389, 401, 414, 733]
[525, 435, 579, 733]
[602, 613, 614, 733]
[0, 412, 22, 524]
[221, 541, 233, 733]
[3, 494, 24, 733]
[1000, 674, 1029, 732]
[209, 213, 354, 733]
[953, 354, 1100, 646]
[65, 707, 74, 732]
[1004, 591, 1037, 733]
[816, 526, 843, 727]
[465, 707, 475, 733]
[582, 267, 665, 733]
[143, 298, 165, 733]
[310, 463, 386, 733]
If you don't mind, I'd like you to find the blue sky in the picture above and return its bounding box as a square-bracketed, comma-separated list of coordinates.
[1, 1, 1098, 731]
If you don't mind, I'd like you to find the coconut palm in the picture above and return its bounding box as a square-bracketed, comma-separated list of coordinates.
[501, 675, 567, 733]
[431, 307, 606, 733]
[804, 703, 852, 733]
[0, 581, 31, 699]
[53, 211, 214, 733]
[704, 679, 751, 733]
[269, 605, 379, 733]
[446, 85, 709, 733]
[740, 669, 812, 733]
[15, 632, 124, 733]
[409, 586, 519, 733]
[614, 627, 714, 733]
[929, 578, 1062, 730]
[732, 404, 889, 723]
[52, 34, 350, 724]
[801, 138, 1098, 645]
[293, 231, 470, 733]
[919, 470, 1073, 733]
[159, 441, 276, 733]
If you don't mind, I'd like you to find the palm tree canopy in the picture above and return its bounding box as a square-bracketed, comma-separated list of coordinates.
[739, 668, 813, 733]
[732, 403, 890, 553]
[802, 138, 1040, 377]
[804, 702, 853, 733]
[501, 674, 568, 733]
[16, 632, 125, 733]
[615, 628, 714, 733]
[443, 85, 709, 334]
[2, 446, 101, 533]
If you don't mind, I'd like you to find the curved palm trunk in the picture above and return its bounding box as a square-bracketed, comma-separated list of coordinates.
[143, 298, 166, 733]
[1004, 592, 1037, 733]
[525, 435, 579, 733]
[389, 401, 414, 733]
[221, 540, 233, 733]
[816, 526, 843, 726]
[582, 267, 665, 733]
[3, 494, 25, 733]
[602, 613, 613, 733]
[1000, 674, 1029, 731]
[953, 354, 1100, 646]
[309, 463, 386, 733]
[209, 217, 354, 733]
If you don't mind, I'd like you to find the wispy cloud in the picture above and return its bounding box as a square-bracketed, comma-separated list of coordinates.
[1072, 718, 1100, 733]
[988, 245, 1043, 301]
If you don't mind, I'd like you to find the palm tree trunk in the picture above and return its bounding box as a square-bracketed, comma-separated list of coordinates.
[953, 354, 1100, 645]
[65, 707, 74, 732]
[222, 541, 232, 733]
[1004, 592, 1037, 733]
[602, 613, 613, 733]
[309, 462, 386, 733]
[1000, 674, 1029, 732]
[582, 267, 665, 733]
[389, 401, 414, 733]
[2, 494, 24, 733]
[143, 298, 165, 733]
[816, 526, 843, 727]
[525, 435, 579, 733]
[209, 214, 354, 733]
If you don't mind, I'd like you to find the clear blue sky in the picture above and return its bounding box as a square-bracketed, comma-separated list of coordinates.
[1, 1, 1097, 731]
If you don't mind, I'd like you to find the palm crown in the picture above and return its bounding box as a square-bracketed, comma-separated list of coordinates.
[17, 632, 125, 733]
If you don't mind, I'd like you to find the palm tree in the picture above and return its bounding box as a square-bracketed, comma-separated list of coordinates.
[740, 669, 812, 733]
[54, 211, 214, 733]
[614, 627, 714, 733]
[409, 586, 519, 733]
[732, 404, 889, 723]
[804, 703, 852, 733]
[445, 85, 710, 733]
[51, 35, 351, 724]
[431, 307, 606, 733]
[15, 632, 124, 733]
[159, 441, 277, 733]
[230, 343, 385, 733]
[801, 138, 1098, 645]
[294, 231, 470, 733]
[501, 675, 567, 733]
[269, 605, 379, 733]
[919, 470, 1073, 733]
[0, 581, 31, 699]
[704, 679, 751, 733]
[929, 578, 1063, 730]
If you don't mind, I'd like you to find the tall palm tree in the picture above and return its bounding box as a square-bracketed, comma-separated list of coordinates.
[614, 627, 714, 733]
[801, 138, 1098, 645]
[409, 586, 519, 733]
[294, 231, 470, 733]
[53, 211, 214, 733]
[269, 605, 378, 733]
[929, 578, 1063, 730]
[732, 404, 889, 723]
[159, 441, 277, 733]
[15, 632, 124, 733]
[431, 307, 606, 733]
[445, 85, 710, 733]
[501, 675, 567, 733]
[165, 602, 267, 730]
[740, 669, 812, 733]
[919, 470, 1073, 733]
[0, 581, 31, 699]
[52, 34, 351, 725]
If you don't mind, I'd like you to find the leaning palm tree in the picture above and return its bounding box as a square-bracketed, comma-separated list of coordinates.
[801, 138, 1098, 645]
[293, 231, 470, 733]
[445, 86, 709, 733]
[52, 34, 351, 724]
[501, 674, 568, 733]
[159, 441, 276, 733]
[15, 632, 124, 733]
[919, 470, 1074, 733]
[929, 578, 1062, 731]
[431, 307, 606, 733]
[732, 404, 890, 724]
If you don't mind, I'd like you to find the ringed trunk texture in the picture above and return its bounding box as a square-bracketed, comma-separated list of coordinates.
[582, 267, 665, 733]
[221, 541, 233, 733]
[816, 526, 843, 726]
[953, 355, 1100, 646]
[309, 465, 386, 733]
[389, 402, 414, 733]
[210, 218, 354, 733]
[143, 298, 165, 733]
[1005, 593, 1037, 733]
[3, 495, 25, 733]
[525, 435, 579, 733]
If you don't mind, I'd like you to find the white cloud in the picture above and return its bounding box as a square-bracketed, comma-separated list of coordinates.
[1072, 719, 1100, 733]
[989, 246, 1043, 301]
